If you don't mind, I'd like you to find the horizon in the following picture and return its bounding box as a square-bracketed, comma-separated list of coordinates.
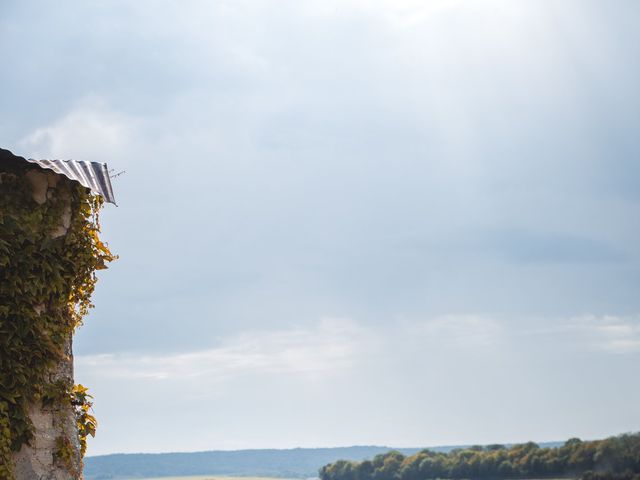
[2, 0, 639, 458]
[87, 435, 611, 458]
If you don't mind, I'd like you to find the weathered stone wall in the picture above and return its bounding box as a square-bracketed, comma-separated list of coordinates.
[11, 341, 82, 480]
[8, 169, 83, 479]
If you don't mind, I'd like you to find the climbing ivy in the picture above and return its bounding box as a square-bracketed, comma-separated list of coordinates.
[0, 163, 115, 478]
[0, 403, 12, 479]
[71, 384, 98, 458]
[54, 435, 77, 476]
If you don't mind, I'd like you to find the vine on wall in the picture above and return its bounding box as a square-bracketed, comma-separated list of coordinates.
[0, 163, 115, 479]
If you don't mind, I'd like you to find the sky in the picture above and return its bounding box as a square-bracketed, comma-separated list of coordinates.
[1, 0, 639, 457]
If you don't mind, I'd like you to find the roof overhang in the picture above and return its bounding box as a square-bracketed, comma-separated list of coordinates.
[1, 148, 116, 205]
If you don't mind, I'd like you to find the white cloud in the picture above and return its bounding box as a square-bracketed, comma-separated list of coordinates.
[76, 312, 640, 455]
[18, 98, 137, 163]
[79, 312, 640, 388]
[77, 317, 369, 381]
[410, 314, 503, 347]
[569, 315, 640, 354]
[76, 314, 507, 385]
[2, 0, 639, 456]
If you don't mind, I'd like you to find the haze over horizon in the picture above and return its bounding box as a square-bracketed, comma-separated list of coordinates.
[1, 0, 639, 456]
[87, 441, 567, 458]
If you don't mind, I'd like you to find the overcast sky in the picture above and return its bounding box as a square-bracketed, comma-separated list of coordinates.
[1, 0, 639, 457]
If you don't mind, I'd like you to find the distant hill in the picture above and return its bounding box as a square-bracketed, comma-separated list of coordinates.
[84, 443, 564, 479]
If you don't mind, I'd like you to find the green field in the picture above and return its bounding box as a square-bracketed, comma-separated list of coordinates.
[123, 476, 300, 480]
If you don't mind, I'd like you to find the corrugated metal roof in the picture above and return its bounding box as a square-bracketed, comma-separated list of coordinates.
[24, 158, 116, 205]
[1, 148, 116, 205]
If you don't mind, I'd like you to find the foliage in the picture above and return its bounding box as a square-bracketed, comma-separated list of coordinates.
[0, 403, 12, 479]
[319, 433, 640, 480]
[41, 378, 72, 408]
[54, 435, 78, 476]
[0, 163, 115, 478]
[71, 384, 98, 458]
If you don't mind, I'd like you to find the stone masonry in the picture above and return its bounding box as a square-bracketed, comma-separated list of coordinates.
[9, 169, 83, 480]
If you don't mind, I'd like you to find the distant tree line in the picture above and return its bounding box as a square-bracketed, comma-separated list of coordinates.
[319, 433, 640, 480]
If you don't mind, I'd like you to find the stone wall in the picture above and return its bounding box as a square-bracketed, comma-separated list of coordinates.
[7, 168, 83, 479]
[11, 340, 82, 480]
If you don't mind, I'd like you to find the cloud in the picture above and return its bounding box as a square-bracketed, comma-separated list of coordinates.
[76, 314, 505, 384]
[76, 317, 369, 381]
[18, 98, 137, 163]
[569, 315, 640, 354]
[77, 312, 639, 387]
[3, 0, 639, 455]
[411, 314, 503, 347]
[76, 312, 640, 455]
